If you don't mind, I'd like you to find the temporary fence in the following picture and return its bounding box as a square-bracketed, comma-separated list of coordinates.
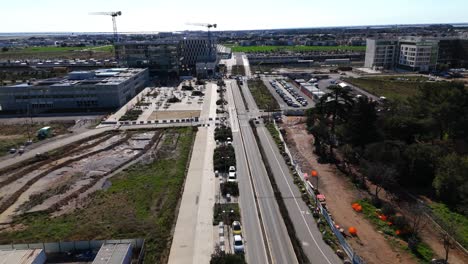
[273, 120, 365, 264]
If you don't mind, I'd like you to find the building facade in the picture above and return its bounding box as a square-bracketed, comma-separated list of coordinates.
[365, 36, 468, 71]
[116, 39, 180, 78]
[0, 68, 149, 113]
[116, 36, 220, 78]
[397, 37, 439, 71]
[364, 38, 398, 69]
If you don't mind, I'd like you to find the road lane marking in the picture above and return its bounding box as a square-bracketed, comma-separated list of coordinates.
[260, 127, 335, 264]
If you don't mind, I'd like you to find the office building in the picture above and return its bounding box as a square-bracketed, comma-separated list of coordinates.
[365, 36, 468, 71]
[364, 38, 398, 69]
[397, 37, 439, 71]
[116, 36, 222, 78]
[0, 68, 149, 113]
[116, 39, 180, 78]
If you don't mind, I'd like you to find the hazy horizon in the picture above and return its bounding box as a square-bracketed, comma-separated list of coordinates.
[1, 0, 467, 33]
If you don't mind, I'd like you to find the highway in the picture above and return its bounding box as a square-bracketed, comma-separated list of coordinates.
[227, 79, 298, 264]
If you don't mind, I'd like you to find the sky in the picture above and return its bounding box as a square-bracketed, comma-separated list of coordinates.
[0, 0, 467, 32]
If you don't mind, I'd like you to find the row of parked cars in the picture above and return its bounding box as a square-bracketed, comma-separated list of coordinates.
[270, 80, 308, 108]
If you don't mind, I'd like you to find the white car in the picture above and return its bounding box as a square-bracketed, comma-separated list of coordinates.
[233, 235, 244, 253]
[228, 166, 236, 182]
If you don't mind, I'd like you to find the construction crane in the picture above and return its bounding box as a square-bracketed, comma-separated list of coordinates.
[89, 11, 122, 43]
[186, 22, 217, 60]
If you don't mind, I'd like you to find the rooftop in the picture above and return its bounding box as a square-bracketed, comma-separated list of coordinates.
[6, 68, 146, 88]
[92, 243, 132, 264]
[0, 249, 45, 264]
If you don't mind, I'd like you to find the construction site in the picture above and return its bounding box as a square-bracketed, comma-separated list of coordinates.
[0, 126, 196, 263]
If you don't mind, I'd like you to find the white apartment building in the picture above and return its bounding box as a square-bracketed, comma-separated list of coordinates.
[398, 38, 439, 71]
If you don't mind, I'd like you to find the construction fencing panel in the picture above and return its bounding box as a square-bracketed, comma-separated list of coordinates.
[273, 121, 365, 264]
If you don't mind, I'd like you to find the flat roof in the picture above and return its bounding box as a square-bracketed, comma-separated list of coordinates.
[4, 68, 146, 89]
[0, 249, 45, 264]
[92, 243, 132, 264]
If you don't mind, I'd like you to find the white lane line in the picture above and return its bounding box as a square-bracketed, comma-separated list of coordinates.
[229, 83, 270, 264]
[260, 127, 334, 264]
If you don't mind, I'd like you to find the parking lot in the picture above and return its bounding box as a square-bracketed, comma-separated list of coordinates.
[262, 77, 314, 110]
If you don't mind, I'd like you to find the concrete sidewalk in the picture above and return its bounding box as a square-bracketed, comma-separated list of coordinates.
[168, 83, 218, 264]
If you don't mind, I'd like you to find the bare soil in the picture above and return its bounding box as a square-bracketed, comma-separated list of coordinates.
[0, 131, 158, 223]
[281, 117, 416, 264]
[281, 116, 468, 264]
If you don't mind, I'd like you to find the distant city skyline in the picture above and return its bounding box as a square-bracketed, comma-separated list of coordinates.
[1, 0, 467, 33]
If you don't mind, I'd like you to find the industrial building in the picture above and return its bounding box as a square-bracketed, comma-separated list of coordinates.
[0, 249, 47, 264]
[92, 243, 132, 264]
[365, 36, 468, 71]
[116, 35, 224, 78]
[0, 68, 149, 113]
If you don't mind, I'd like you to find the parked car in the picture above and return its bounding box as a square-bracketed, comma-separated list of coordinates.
[233, 235, 245, 253]
[228, 166, 237, 182]
[232, 221, 242, 235]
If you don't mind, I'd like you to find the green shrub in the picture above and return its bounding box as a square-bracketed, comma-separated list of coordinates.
[220, 182, 239, 197]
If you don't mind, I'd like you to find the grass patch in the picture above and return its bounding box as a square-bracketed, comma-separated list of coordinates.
[247, 79, 280, 110]
[0, 46, 114, 60]
[357, 199, 435, 262]
[228, 45, 366, 53]
[344, 77, 427, 100]
[429, 202, 468, 248]
[0, 127, 195, 263]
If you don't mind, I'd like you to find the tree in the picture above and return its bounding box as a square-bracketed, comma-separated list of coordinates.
[402, 143, 443, 188]
[433, 153, 468, 213]
[1, 47, 8, 52]
[342, 96, 380, 149]
[439, 215, 457, 264]
[406, 203, 428, 251]
[316, 85, 354, 157]
[362, 161, 397, 203]
[410, 82, 468, 141]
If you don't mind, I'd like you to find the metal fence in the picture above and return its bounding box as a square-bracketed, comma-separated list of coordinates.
[273, 121, 365, 264]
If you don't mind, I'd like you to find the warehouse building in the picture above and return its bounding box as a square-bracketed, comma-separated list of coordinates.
[92, 243, 132, 264]
[0, 68, 149, 113]
[0, 249, 47, 264]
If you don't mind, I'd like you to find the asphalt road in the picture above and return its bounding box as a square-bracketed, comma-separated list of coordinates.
[256, 123, 342, 264]
[228, 79, 298, 264]
[226, 80, 269, 264]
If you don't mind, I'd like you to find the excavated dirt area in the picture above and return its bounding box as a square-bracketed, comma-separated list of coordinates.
[0, 130, 159, 223]
[281, 116, 468, 264]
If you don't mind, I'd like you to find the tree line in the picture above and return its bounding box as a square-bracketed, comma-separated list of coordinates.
[306, 81, 468, 215]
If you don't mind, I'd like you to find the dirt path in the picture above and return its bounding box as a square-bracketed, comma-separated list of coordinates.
[281, 117, 416, 264]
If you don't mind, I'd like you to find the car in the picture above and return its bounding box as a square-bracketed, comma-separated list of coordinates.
[9, 148, 16, 154]
[233, 235, 245, 253]
[232, 221, 242, 235]
[228, 166, 237, 182]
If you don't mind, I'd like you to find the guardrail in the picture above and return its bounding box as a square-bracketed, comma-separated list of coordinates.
[272, 120, 365, 264]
